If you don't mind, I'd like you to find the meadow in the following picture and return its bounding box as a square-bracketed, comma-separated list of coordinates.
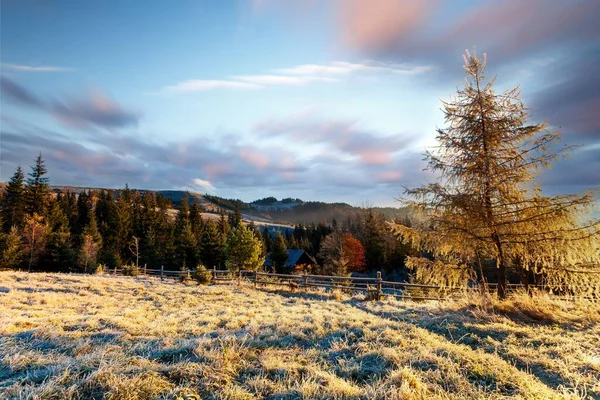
[1, 271, 599, 399]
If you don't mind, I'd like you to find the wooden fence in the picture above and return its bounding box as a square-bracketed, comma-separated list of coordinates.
[107, 265, 545, 301]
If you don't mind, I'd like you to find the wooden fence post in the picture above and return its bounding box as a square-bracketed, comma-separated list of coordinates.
[303, 274, 308, 292]
[144, 264, 147, 275]
[254, 271, 257, 288]
[376, 271, 382, 300]
[160, 265, 164, 281]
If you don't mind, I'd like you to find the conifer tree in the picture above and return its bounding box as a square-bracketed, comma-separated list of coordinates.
[1, 226, 25, 269]
[261, 227, 273, 252]
[43, 197, 76, 272]
[25, 154, 51, 216]
[362, 210, 386, 271]
[225, 224, 265, 271]
[199, 221, 225, 269]
[391, 50, 600, 298]
[271, 232, 288, 273]
[115, 188, 133, 258]
[2, 166, 26, 231]
[189, 202, 204, 237]
[23, 213, 49, 271]
[177, 192, 190, 228]
[79, 208, 102, 273]
[228, 205, 242, 228]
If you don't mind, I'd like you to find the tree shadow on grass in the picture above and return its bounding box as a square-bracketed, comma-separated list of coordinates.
[349, 302, 579, 392]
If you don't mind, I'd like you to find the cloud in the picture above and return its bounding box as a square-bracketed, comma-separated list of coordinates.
[238, 147, 270, 168]
[1, 108, 429, 204]
[330, 0, 599, 63]
[1, 62, 74, 72]
[0, 76, 140, 129]
[164, 79, 261, 92]
[530, 48, 600, 139]
[277, 60, 432, 76]
[158, 59, 432, 94]
[336, 0, 436, 53]
[233, 74, 338, 85]
[191, 178, 216, 191]
[253, 110, 417, 166]
[0, 75, 43, 107]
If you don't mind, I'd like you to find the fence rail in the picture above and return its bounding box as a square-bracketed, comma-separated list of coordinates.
[106, 266, 591, 301]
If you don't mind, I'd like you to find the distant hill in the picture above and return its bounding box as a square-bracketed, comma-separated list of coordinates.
[0, 183, 410, 225]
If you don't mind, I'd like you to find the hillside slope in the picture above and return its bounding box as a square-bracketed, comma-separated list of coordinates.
[0, 183, 409, 225]
[1, 272, 598, 399]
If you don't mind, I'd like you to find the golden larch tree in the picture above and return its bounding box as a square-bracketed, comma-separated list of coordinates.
[391, 50, 600, 298]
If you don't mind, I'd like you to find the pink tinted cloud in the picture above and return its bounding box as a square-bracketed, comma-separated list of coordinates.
[239, 147, 270, 169]
[336, 0, 435, 52]
[359, 150, 391, 165]
[204, 163, 233, 180]
[446, 0, 599, 58]
[375, 170, 404, 182]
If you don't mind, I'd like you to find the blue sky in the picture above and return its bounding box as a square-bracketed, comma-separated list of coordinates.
[1, 0, 598, 206]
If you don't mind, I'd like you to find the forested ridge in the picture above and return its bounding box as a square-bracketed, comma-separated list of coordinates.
[0, 155, 412, 277]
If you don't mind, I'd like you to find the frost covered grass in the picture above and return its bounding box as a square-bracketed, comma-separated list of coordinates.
[0, 271, 599, 399]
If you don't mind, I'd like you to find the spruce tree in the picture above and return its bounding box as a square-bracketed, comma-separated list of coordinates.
[271, 232, 288, 273]
[199, 221, 225, 269]
[23, 213, 49, 271]
[261, 227, 273, 252]
[26, 154, 51, 216]
[43, 197, 76, 272]
[225, 224, 265, 271]
[79, 208, 102, 272]
[189, 202, 204, 237]
[2, 166, 26, 231]
[1, 226, 25, 269]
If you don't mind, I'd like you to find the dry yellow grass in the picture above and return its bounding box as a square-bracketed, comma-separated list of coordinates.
[0, 271, 598, 399]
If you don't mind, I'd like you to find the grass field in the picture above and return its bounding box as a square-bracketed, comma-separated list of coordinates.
[1, 271, 599, 399]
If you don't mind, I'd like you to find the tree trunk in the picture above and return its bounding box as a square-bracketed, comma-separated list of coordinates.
[493, 234, 507, 299]
[497, 259, 507, 299]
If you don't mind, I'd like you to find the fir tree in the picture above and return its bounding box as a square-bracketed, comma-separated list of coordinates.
[23, 213, 49, 271]
[261, 227, 273, 252]
[189, 202, 204, 237]
[25, 154, 50, 216]
[199, 221, 225, 269]
[1, 226, 25, 269]
[2, 166, 26, 231]
[225, 224, 265, 271]
[43, 198, 76, 272]
[271, 232, 288, 273]
[79, 208, 103, 273]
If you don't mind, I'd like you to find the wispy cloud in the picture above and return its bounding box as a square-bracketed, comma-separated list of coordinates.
[233, 74, 338, 85]
[278, 60, 432, 76]
[158, 59, 431, 94]
[1, 76, 140, 129]
[164, 79, 261, 93]
[191, 178, 216, 191]
[1, 62, 74, 72]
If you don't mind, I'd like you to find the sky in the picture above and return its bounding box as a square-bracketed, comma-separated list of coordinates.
[1, 0, 598, 207]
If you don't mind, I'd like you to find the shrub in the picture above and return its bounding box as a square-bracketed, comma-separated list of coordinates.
[366, 285, 382, 301]
[93, 263, 106, 275]
[193, 264, 212, 285]
[121, 263, 139, 276]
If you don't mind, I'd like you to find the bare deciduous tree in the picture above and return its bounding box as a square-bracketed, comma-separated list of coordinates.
[129, 236, 140, 268]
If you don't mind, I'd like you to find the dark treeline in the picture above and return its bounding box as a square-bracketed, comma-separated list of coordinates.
[1, 154, 412, 278]
[0, 155, 263, 274]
